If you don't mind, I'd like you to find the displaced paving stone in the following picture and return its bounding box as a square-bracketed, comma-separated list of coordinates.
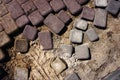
[22, 0, 37, 15]
[76, 0, 89, 5]
[17, 0, 28, 4]
[4, 0, 12, 4]
[23, 25, 37, 41]
[65, 72, 81, 80]
[93, 9, 107, 28]
[81, 6, 95, 21]
[95, 0, 107, 7]
[0, 31, 10, 47]
[28, 10, 44, 25]
[0, 24, 4, 32]
[14, 67, 28, 80]
[74, 45, 90, 60]
[34, 0, 52, 16]
[38, 30, 53, 50]
[0, 49, 5, 61]
[0, 4, 8, 17]
[50, 0, 65, 12]
[86, 28, 99, 42]
[51, 57, 67, 74]
[44, 14, 65, 34]
[0, 67, 7, 79]
[63, 0, 82, 15]
[6, 0, 24, 19]
[16, 15, 30, 28]
[57, 10, 71, 24]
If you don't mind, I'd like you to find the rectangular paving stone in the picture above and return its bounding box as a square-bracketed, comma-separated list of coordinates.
[17, 0, 28, 4]
[38, 30, 53, 50]
[65, 72, 81, 80]
[0, 49, 5, 61]
[0, 24, 4, 32]
[95, 0, 108, 7]
[6, 0, 24, 19]
[44, 14, 65, 34]
[93, 8, 107, 28]
[63, 0, 82, 15]
[3, 0, 12, 4]
[0, 4, 8, 17]
[34, 0, 52, 16]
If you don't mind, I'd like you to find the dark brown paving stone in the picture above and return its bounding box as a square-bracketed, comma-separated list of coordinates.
[65, 72, 81, 80]
[76, 0, 89, 5]
[0, 24, 4, 32]
[44, 13, 65, 34]
[22, 0, 37, 15]
[50, 0, 65, 12]
[28, 10, 44, 25]
[63, 0, 82, 15]
[17, 0, 28, 4]
[0, 4, 8, 17]
[34, 0, 52, 16]
[81, 6, 95, 21]
[23, 25, 37, 41]
[6, 0, 24, 19]
[4, 0, 12, 4]
[0, 49, 5, 61]
[16, 15, 30, 28]
[38, 30, 53, 50]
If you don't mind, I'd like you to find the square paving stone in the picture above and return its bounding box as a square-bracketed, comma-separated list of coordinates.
[86, 28, 99, 42]
[38, 31, 53, 50]
[34, 0, 52, 16]
[93, 8, 107, 28]
[6, 0, 24, 19]
[22, 0, 37, 15]
[0, 24, 4, 32]
[76, 0, 89, 5]
[44, 13, 65, 34]
[0, 4, 8, 17]
[28, 10, 44, 25]
[17, 0, 28, 4]
[57, 10, 71, 24]
[16, 15, 30, 28]
[69, 29, 83, 43]
[23, 25, 37, 41]
[4, 0, 12, 4]
[95, 0, 108, 7]
[50, 0, 65, 12]
[63, 0, 82, 15]
[0, 49, 5, 61]
[65, 72, 81, 80]
[0, 31, 10, 47]
[81, 6, 95, 21]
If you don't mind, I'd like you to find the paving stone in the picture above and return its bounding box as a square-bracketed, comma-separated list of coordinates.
[0, 67, 7, 79]
[38, 30, 53, 50]
[76, 0, 89, 5]
[63, 0, 82, 15]
[16, 15, 30, 28]
[0, 24, 4, 32]
[74, 45, 90, 60]
[22, 0, 37, 15]
[93, 8, 107, 28]
[81, 6, 95, 21]
[57, 10, 71, 24]
[50, 0, 65, 12]
[86, 28, 99, 42]
[74, 19, 88, 31]
[0, 4, 8, 17]
[0, 49, 5, 61]
[28, 10, 44, 25]
[0, 31, 10, 47]
[65, 72, 81, 80]
[1, 14, 18, 34]
[51, 57, 67, 74]
[34, 0, 52, 16]
[14, 67, 28, 80]
[6, 0, 24, 19]
[17, 0, 28, 4]
[44, 14, 65, 34]
[23, 25, 37, 41]
[95, 0, 107, 7]
[3, 0, 12, 4]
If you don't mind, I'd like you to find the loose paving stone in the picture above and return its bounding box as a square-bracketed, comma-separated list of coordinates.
[34, 0, 52, 16]
[1, 14, 18, 34]
[17, 0, 28, 4]
[65, 72, 81, 80]
[22, 0, 37, 15]
[6, 0, 24, 19]
[86, 28, 99, 42]
[74, 45, 90, 60]
[44, 14, 65, 34]
[76, 0, 89, 5]
[0, 24, 4, 32]
[50, 0, 65, 12]
[73, 19, 88, 31]
[23, 25, 37, 41]
[106, 0, 120, 15]
[63, 0, 82, 15]
[0, 4, 8, 17]
[0, 67, 7, 79]
[14, 39, 28, 53]
[38, 30, 53, 50]
[0, 49, 5, 61]
[95, 0, 108, 7]
[14, 67, 28, 80]
[51, 57, 67, 74]
[57, 10, 71, 24]
[4, 0, 12, 4]
[16, 15, 30, 28]
[93, 8, 107, 28]
[81, 6, 95, 21]
[28, 10, 44, 25]
[0, 31, 10, 47]
[69, 29, 83, 43]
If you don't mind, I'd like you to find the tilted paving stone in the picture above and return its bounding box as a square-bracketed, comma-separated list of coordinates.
[76, 0, 89, 5]
[0, 24, 4, 32]
[16, 0, 28, 4]
[65, 72, 81, 80]
[95, 0, 108, 7]
[3, 0, 12, 4]
[0, 49, 5, 61]
[44, 13, 65, 34]
[0, 4, 8, 17]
